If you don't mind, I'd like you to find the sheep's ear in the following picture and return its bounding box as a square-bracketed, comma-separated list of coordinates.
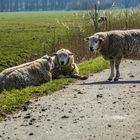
[53, 53, 57, 56]
[84, 37, 89, 41]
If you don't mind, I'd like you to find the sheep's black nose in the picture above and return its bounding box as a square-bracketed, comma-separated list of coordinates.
[90, 47, 93, 51]
[61, 61, 64, 65]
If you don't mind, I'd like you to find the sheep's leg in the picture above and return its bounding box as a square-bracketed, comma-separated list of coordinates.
[70, 74, 88, 80]
[114, 59, 121, 81]
[108, 60, 114, 81]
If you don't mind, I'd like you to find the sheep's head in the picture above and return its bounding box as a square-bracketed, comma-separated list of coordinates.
[54, 49, 73, 66]
[98, 16, 107, 24]
[85, 34, 104, 52]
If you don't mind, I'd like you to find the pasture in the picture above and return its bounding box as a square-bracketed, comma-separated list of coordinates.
[0, 9, 140, 71]
[0, 11, 88, 72]
[0, 9, 140, 120]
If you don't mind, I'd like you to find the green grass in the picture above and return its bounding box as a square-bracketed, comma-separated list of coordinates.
[78, 56, 109, 75]
[0, 11, 86, 71]
[0, 9, 140, 71]
[0, 56, 109, 121]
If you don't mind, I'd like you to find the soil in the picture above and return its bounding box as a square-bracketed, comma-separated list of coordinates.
[0, 60, 140, 140]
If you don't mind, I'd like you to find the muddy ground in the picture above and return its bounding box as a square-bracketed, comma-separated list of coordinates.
[0, 60, 140, 140]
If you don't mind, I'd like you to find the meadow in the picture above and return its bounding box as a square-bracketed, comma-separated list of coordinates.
[0, 9, 140, 120]
[0, 11, 89, 72]
[0, 9, 140, 71]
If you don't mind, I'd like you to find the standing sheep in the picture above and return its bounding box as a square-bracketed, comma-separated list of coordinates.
[52, 48, 88, 80]
[98, 16, 107, 24]
[86, 30, 140, 81]
[0, 55, 54, 92]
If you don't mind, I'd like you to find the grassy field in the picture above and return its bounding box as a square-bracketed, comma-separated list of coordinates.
[0, 9, 140, 71]
[0, 11, 89, 72]
[0, 9, 140, 120]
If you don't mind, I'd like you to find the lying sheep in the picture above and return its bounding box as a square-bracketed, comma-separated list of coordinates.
[52, 48, 88, 80]
[0, 55, 54, 92]
[86, 30, 140, 81]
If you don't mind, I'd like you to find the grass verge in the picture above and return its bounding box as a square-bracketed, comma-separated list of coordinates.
[0, 56, 109, 121]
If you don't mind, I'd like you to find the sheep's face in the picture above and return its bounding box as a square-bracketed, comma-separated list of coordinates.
[86, 34, 104, 52]
[56, 52, 70, 66]
[98, 17, 107, 24]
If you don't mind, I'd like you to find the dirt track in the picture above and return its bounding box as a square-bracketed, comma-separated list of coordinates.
[0, 60, 140, 140]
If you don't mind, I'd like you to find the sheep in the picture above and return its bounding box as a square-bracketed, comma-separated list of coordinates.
[86, 30, 140, 81]
[52, 48, 88, 80]
[98, 16, 107, 24]
[0, 55, 54, 92]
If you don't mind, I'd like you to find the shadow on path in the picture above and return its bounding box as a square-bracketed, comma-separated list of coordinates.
[79, 80, 140, 85]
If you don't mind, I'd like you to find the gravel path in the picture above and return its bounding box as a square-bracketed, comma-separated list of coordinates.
[0, 60, 140, 140]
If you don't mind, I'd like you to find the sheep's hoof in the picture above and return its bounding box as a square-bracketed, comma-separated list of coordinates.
[108, 78, 113, 81]
[114, 78, 119, 81]
[80, 76, 88, 80]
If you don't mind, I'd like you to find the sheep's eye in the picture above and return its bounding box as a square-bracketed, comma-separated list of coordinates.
[94, 40, 98, 43]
